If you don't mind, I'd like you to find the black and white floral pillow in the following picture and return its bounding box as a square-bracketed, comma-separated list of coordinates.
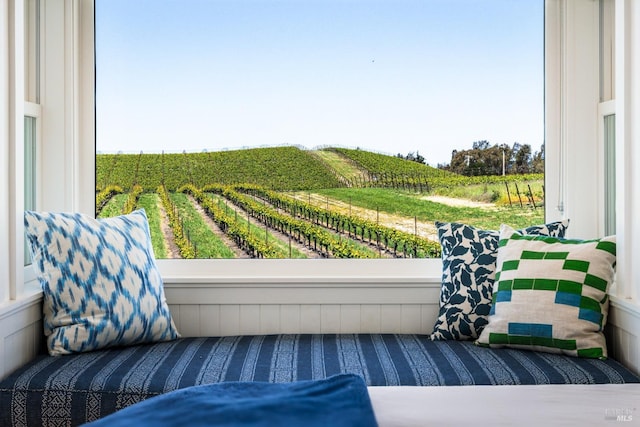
[430, 220, 569, 341]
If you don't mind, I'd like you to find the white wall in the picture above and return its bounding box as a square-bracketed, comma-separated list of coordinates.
[608, 300, 640, 373]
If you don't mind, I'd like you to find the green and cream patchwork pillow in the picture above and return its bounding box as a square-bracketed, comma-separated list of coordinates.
[476, 225, 616, 359]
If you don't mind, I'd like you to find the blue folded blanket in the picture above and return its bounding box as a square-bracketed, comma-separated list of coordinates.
[82, 373, 378, 427]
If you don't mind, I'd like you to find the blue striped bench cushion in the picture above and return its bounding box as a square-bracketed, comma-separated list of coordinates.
[1, 334, 638, 426]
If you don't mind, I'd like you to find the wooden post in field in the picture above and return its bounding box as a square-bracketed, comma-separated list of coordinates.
[528, 184, 537, 209]
[504, 181, 513, 207]
[377, 207, 381, 257]
[514, 182, 524, 208]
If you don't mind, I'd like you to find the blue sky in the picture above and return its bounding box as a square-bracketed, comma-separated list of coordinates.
[96, 0, 543, 166]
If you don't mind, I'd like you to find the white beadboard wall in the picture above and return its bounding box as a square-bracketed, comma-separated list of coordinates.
[0, 294, 43, 379]
[163, 278, 442, 337]
[167, 304, 439, 337]
[1, 285, 639, 379]
[607, 298, 640, 374]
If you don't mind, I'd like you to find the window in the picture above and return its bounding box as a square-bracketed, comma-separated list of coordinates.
[95, 0, 545, 261]
[2, 0, 635, 307]
[599, 0, 615, 237]
[23, 0, 41, 267]
[603, 113, 615, 235]
[24, 0, 40, 104]
[0, 0, 43, 303]
[23, 116, 37, 265]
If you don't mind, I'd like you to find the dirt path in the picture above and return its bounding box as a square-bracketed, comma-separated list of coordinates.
[157, 197, 181, 259]
[310, 150, 367, 185]
[422, 195, 497, 209]
[289, 193, 440, 241]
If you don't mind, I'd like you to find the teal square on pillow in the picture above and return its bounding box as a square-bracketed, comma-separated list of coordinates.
[430, 220, 569, 341]
[476, 225, 616, 359]
[25, 209, 180, 356]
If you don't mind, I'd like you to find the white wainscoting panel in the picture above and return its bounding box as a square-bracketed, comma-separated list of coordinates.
[608, 298, 640, 375]
[163, 276, 442, 336]
[0, 294, 43, 379]
[168, 303, 440, 337]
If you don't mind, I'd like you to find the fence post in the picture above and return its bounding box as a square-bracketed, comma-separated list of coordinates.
[528, 184, 537, 209]
[504, 181, 513, 207]
[514, 182, 524, 208]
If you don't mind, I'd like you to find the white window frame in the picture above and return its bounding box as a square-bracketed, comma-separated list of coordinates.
[612, 0, 639, 303]
[86, 0, 629, 291]
[0, 2, 13, 306]
[90, 1, 546, 286]
[23, 102, 41, 268]
[597, 0, 616, 240]
[21, 0, 43, 292]
[4, 0, 27, 303]
[1, 0, 95, 309]
[2, 0, 637, 312]
[597, 100, 615, 237]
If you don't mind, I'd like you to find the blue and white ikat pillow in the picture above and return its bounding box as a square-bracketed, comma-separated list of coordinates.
[430, 220, 569, 341]
[25, 209, 179, 356]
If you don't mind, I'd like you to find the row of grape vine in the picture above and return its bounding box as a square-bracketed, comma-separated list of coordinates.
[235, 185, 441, 258]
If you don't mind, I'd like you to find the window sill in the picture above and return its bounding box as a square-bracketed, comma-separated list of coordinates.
[0, 286, 42, 320]
[610, 295, 640, 316]
[158, 258, 443, 286]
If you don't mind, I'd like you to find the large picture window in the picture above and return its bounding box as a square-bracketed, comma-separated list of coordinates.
[95, 0, 544, 260]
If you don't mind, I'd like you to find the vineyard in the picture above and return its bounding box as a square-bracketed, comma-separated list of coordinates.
[96, 146, 545, 259]
[330, 147, 544, 198]
[96, 146, 343, 192]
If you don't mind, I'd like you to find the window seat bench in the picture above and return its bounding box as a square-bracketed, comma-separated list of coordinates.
[1, 334, 638, 426]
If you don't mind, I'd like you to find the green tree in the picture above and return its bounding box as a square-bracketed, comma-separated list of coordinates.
[531, 144, 545, 173]
[514, 143, 532, 173]
[448, 141, 540, 176]
[450, 141, 505, 175]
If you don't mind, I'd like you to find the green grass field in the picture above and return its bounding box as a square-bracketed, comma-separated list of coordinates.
[309, 188, 544, 230]
[98, 193, 128, 219]
[96, 146, 546, 258]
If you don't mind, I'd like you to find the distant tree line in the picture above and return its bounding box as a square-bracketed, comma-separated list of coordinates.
[432, 141, 544, 176]
[443, 141, 544, 176]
